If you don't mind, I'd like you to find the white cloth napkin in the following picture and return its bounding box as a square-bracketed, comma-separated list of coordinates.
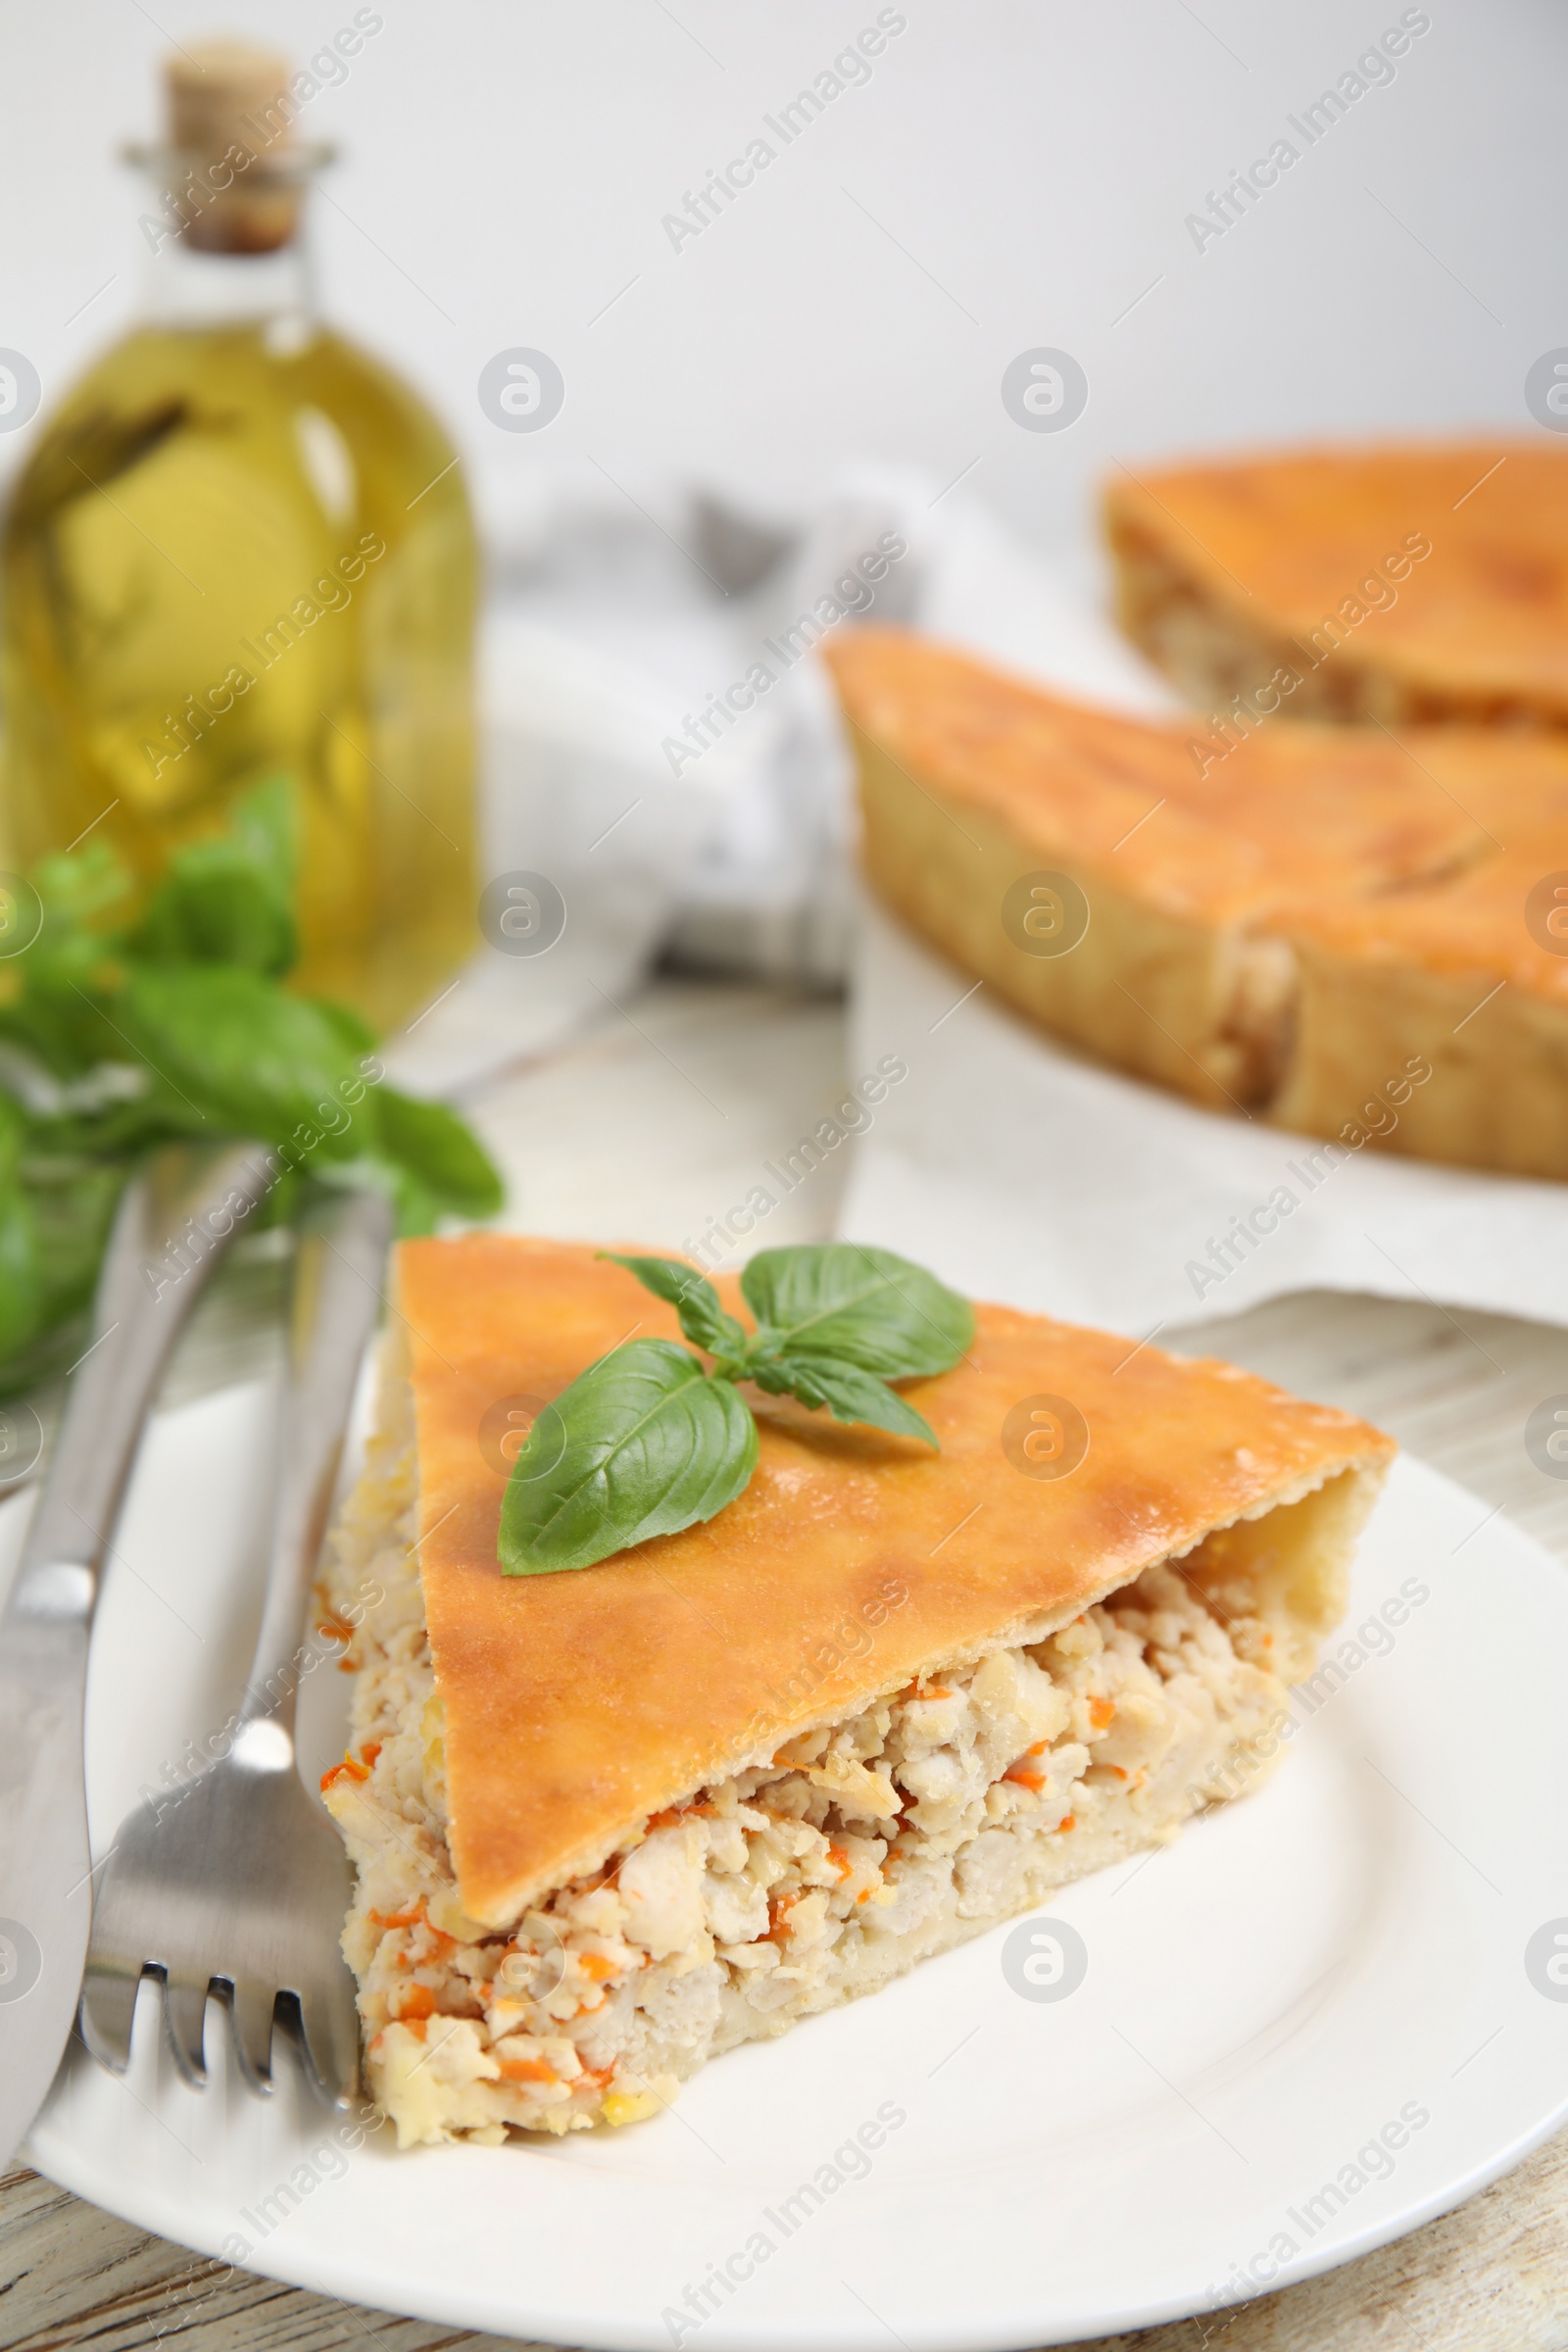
[383, 615, 739, 1096]
[386, 466, 926, 1090]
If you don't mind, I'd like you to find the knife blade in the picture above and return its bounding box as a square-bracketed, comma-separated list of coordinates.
[0, 1142, 275, 2173]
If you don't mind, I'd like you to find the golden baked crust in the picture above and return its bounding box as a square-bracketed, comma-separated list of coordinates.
[1273, 830, 1568, 1173]
[397, 1234, 1392, 1931]
[1104, 440, 1568, 726]
[825, 625, 1568, 1177]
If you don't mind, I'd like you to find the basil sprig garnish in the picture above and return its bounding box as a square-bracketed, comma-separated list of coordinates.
[498, 1243, 974, 1577]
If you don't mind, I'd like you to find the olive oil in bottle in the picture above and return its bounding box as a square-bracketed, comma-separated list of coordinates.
[0, 39, 477, 1032]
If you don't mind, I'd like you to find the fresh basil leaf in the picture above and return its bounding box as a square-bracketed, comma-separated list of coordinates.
[0, 1103, 43, 1377]
[499, 1338, 758, 1576]
[750, 1351, 938, 1446]
[31, 836, 134, 943]
[0, 1154, 126, 1392]
[0, 778, 504, 1395]
[0, 984, 126, 1084]
[26, 1158, 123, 1334]
[226, 775, 296, 895]
[132, 846, 296, 974]
[130, 778, 298, 975]
[384, 1167, 440, 1238]
[375, 1088, 504, 1218]
[741, 1243, 974, 1379]
[0, 1094, 28, 1193]
[308, 995, 378, 1059]
[0, 842, 131, 1078]
[21, 1092, 184, 1167]
[0, 1184, 43, 1387]
[599, 1252, 750, 1361]
[117, 964, 366, 1155]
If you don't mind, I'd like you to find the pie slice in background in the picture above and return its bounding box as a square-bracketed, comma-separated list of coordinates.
[825, 626, 1568, 1182]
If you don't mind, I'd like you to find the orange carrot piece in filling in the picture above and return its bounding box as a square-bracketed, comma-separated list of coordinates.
[498, 2057, 558, 2084]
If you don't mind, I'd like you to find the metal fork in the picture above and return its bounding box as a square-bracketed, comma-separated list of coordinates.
[0, 1142, 278, 2175]
[80, 1185, 393, 2106]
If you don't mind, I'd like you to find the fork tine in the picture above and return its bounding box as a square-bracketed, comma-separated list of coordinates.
[78, 1960, 142, 2075]
[293, 1978, 361, 2108]
[228, 1979, 277, 2093]
[163, 1974, 212, 2086]
[74, 1192, 391, 2121]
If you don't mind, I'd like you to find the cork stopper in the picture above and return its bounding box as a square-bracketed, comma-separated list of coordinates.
[164, 39, 304, 253]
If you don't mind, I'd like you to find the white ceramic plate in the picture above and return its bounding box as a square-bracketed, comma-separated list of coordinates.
[19, 1382, 1568, 2351]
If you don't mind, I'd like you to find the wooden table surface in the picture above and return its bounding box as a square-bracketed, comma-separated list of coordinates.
[7, 977, 1568, 2352]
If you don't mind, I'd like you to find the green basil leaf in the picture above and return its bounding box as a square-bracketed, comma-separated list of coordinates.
[225, 774, 297, 895]
[599, 1251, 750, 1361]
[132, 850, 296, 975]
[0, 1190, 44, 1389]
[0, 1104, 43, 1378]
[0, 985, 127, 1083]
[0, 841, 131, 1078]
[374, 1088, 504, 1218]
[117, 965, 366, 1154]
[499, 1338, 758, 1575]
[32, 836, 135, 945]
[120, 780, 299, 975]
[308, 995, 378, 1059]
[0, 1095, 28, 1192]
[25, 1155, 123, 1321]
[741, 1242, 974, 1378]
[0, 775, 506, 1396]
[384, 1168, 440, 1238]
[750, 1351, 938, 1446]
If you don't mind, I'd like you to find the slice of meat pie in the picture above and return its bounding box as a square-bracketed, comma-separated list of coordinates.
[322, 1236, 1391, 2145]
[1104, 439, 1568, 729]
[825, 625, 1568, 1180]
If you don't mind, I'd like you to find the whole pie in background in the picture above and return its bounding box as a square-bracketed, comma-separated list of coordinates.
[1104, 440, 1568, 732]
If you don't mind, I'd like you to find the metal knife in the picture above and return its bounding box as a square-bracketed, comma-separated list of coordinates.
[0, 1142, 275, 2174]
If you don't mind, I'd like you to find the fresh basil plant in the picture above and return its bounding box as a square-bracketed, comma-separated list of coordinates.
[0, 777, 502, 1392]
[498, 1244, 974, 1576]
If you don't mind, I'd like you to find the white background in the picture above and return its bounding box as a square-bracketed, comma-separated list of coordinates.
[2, 0, 1563, 558]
